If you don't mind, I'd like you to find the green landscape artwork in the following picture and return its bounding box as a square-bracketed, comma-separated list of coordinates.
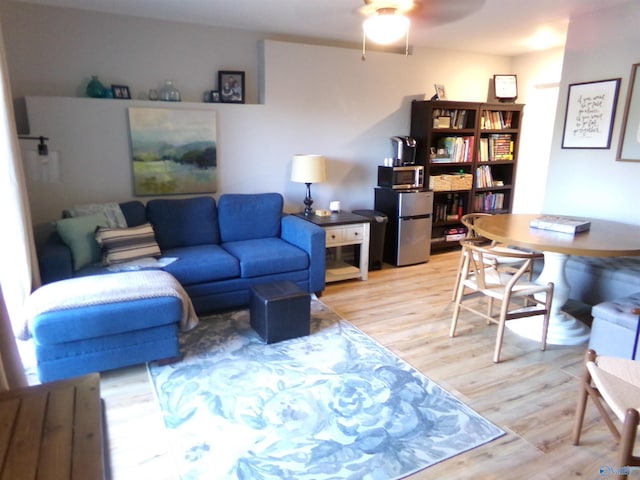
[128, 107, 217, 195]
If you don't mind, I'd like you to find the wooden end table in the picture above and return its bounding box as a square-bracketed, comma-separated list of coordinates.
[295, 211, 371, 283]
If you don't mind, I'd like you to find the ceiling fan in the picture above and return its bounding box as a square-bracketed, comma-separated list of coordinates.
[357, 0, 484, 59]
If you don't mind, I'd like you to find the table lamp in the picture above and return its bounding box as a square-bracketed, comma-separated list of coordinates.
[291, 154, 326, 216]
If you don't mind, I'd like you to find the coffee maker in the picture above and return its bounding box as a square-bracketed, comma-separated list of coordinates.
[391, 136, 417, 166]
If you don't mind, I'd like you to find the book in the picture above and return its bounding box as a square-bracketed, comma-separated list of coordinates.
[529, 215, 591, 234]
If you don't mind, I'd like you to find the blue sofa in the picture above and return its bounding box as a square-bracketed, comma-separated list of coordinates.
[37, 193, 326, 314]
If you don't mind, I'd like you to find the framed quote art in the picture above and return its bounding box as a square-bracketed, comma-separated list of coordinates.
[561, 78, 621, 149]
[618, 63, 640, 161]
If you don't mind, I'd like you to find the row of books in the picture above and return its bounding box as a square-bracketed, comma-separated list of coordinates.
[475, 165, 494, 188]
[432, 136, 475, 163]
[431, 109, 470, 129]
[479, 134, 514, 161]
[433, 193, 464, 223]
[481, 110, 514, 130]
[473, 192, 505, 212]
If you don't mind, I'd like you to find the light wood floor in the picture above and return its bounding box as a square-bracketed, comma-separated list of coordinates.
[100, 250, 624, 480]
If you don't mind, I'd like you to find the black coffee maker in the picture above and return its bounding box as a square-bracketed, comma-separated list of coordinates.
[391, 136, 417, 165]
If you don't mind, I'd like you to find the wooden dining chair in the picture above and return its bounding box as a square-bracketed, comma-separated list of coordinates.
[573, 349, 640, 480]
[450, 240, 554, 363]
[451, 213, 533, 301]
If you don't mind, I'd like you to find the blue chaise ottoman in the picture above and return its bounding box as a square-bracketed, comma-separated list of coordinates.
[589, 291, 640, 360]
[24, 270, 198, 382]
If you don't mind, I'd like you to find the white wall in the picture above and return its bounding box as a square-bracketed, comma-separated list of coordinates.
[3, 2, 522, 227]
[512, 47, 564, 214]
[544, 2, 640, 225]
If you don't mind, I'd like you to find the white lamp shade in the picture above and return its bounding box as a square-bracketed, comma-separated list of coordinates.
[291, 154, 327, 183]
[363, 12, 409, 45]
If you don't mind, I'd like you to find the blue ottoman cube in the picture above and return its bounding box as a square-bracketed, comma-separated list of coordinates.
[250, 281, 310, 344]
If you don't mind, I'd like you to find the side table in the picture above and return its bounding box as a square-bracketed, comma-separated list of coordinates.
[295, 212, 371, 283]
[0, 373, 106, 479]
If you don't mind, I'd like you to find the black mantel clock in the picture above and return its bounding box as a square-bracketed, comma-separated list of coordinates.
[493, 74, 518, 102]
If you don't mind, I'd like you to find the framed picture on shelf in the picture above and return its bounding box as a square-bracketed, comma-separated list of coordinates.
[618, 63, 640, 161]
[111, 85, 131, 99]
[433, 84, 447, 100]
[561, 78, 620, 149]
[210, 90, 220, 103]
[218, 71, 245, 103]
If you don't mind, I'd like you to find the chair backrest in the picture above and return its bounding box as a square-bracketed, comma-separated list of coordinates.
[461, 240, 541, 291]
[461, 213, 493, 243]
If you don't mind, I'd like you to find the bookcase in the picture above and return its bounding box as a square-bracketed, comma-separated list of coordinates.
[410, 100, 524, 252]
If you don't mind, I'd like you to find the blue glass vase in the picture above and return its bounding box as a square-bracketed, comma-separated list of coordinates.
[86, 75, 106, 98]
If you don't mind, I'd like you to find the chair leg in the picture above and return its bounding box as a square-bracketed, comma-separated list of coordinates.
[572, 349, 596, 445]
[493, 300, 511, 363]
[450, 284, 464, 338]
[451, 250, 465, 302]
[616, 408, 639, 480]
[540, 283, 553, 351]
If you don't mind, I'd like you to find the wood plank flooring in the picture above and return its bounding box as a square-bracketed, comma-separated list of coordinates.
[100, 250, 623, 479]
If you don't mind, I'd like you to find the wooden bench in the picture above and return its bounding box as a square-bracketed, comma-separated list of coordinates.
[0, 373, 106, 479]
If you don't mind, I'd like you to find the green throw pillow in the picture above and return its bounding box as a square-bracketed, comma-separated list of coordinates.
[56, 213, 108, 270]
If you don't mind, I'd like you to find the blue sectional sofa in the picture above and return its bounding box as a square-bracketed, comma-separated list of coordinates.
[37, 193, 326, 314]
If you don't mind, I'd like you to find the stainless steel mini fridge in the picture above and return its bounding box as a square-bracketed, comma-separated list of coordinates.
[374, 188, 434, 266]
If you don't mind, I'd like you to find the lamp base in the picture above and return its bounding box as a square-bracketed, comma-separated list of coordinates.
[303, 182, 314, 216]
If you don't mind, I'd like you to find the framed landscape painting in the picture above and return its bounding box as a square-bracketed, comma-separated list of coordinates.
[128, 107, 217, 195]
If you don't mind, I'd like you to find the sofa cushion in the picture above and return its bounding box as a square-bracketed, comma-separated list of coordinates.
[31, 296, 181, 345]
[222, 238, 309, 278]
[147, 196, 220, 250]
[95, 223, 161, 264]
[161, 244, 240, 285]
[56, 213, 108, 270]
[120, 200, 147, 227]
[218, 193, 282, 242]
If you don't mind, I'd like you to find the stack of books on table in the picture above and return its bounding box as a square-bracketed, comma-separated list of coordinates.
[529, 215, 591, 234]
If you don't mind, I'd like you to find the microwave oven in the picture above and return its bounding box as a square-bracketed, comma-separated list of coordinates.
[377, 165, 424, 189]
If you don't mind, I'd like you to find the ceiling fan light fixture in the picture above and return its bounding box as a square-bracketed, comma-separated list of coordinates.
[363, 8, 410, 45]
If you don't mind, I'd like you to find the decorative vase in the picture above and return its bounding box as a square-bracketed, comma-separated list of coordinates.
[159, 80, 181, 102]
[86, 75, 106, 98]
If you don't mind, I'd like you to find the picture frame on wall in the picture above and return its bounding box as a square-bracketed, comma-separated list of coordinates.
[561, 78, 621, 149]
[218, 71, 245, 103]
[618, 63, 640, 161]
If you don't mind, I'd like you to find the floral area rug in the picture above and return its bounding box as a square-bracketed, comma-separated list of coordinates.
[148, 299, 504, 479]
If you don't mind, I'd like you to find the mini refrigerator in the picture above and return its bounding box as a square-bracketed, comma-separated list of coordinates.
[374, 188, 434, 267]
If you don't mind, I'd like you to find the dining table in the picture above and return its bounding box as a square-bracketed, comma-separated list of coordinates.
[472, 213, 640, 346]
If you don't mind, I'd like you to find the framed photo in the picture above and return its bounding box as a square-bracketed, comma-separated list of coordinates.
[218, 71, 245, 103]
[618, 63, 640, 161]
[210, 90, 220, 103]
[493, 74, 518, 101]
[561, 78, 621, 149]
[434, 84, 447, 100]
[111, 85, 131, 99]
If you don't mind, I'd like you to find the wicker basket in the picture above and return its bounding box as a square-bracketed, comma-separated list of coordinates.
[449, 173, 473, 190]
[429, 173, 472, 191]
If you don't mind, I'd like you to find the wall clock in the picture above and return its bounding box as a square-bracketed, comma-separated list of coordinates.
[493, 74, 518, 102]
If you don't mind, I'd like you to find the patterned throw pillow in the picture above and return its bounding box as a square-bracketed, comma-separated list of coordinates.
[95, 223, 161, 265]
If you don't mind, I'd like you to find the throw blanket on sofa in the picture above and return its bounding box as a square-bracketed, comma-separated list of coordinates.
[67, 202, 127, 227]
[22, 270, 199, 340]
